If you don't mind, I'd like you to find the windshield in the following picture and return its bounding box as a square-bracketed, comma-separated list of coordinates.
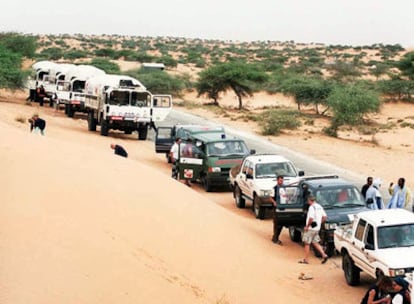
[378, 224, 414, 248]
[131, 91, 151, 107]
[109, 90, 130, 106]
[206, 140, 249, 156]
[255, 162, 298, 178]
[313, 186, 365, 208]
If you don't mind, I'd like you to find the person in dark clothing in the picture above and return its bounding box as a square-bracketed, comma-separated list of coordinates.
[270, 175, 286, 245]
[36, 85, 46, 106]
[360, 275, 393, 304]
[28, 115, 46, 135]
[110, 144, 128, 158]
[389, 277, 411, 304]
[361, 176, 373, 199]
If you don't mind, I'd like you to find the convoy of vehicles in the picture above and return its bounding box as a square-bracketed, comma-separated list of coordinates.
[26, 60, 414, 298]
[334, 209, 414, 286]
[229, 154, 304, 219]
[275, 175, 368, 257]
[84, 74, 172, 139]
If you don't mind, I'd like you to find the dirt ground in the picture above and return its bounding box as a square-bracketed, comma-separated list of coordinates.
[1, 90, 412, 303]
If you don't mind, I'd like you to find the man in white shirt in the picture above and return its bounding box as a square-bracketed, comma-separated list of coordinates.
[299, 194, 329, 264]
[170, 137, 181, 179]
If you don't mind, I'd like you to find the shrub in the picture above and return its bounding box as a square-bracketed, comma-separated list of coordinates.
[260, 109, 301, 135]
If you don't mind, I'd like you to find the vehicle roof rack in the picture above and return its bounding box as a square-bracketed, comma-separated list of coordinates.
[298, 175, 339, 181]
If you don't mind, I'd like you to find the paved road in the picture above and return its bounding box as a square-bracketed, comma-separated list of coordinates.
[152, 109, 370, 190]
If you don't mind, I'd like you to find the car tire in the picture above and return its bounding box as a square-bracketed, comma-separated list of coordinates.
[234, 185, 245, 208]
[343, 253, 360, 286]
[253, 196, 265, 220]
[202, 176, 212, 192]
[100, 120, 109, 136]
[289, 226, 302, 242]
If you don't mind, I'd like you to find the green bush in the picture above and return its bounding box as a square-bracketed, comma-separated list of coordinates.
[260, 109, 301, 135]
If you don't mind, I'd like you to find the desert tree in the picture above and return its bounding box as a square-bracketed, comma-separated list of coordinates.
[196, 61, 268, 109]
[397, 51, 414, 80]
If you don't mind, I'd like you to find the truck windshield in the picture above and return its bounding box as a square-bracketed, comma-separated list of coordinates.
[378, 224, 414, 248]
[109, 91, 130, 106]
[314, 186, 365, 208]
[131, 91, 151, 107]
[206, 140, 249, 157]
[255, 162, 297, 178]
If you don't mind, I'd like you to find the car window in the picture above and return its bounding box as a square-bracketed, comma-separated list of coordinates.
[355, 219, 366, 241]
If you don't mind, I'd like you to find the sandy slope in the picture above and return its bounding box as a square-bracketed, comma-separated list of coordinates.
[0, 97, 387, 304]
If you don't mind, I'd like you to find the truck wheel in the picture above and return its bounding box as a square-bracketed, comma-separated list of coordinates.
[138, 126, 148, 140]
[49, 99, 54, 107]
[343, 253, 360, 286]
[88, 112, 96, 131]
[289, 226, 301, 242]
[100, 120, 109, 136]
[202, 176, 212, 192]
[67, 106, 74, 118]
[325, 243, 335, 257]
[234, 186, 245, 208]
[124, 130, 132, 135]
[253, 196, 265, 220]
[64, 104, 69, 115]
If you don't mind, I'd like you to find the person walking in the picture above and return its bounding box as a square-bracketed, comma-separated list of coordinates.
[36, 85, 46, 107]
[366, 178, 385, 210]
[28, 114, 46, 135]
[299, 194, 329, 264]
[270, 175, 287, 245]
[110, 143, 128, 158]
[387, 178, 412, 210]
[360, 275, 393, 304]
[170, 137, 181, 179]
[361, 176, 373, 200]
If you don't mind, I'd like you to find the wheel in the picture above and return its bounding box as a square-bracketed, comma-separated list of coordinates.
[234, 185, 245, 208]
[100, 120, 109, 136]
[343, 253, 360, 286]
[138, 126, 148, 140]
[124, 130, 132, 135]
[67, 105, 74, 118]
[253, 196, 265, 219]
[202, 176, 212, 192]
[49, 99, 53, 107]
[64, 104, 69, 115]
[324, 243, 335, 257]
[87, 112, 96, 131]
[289, 226, 302, 242]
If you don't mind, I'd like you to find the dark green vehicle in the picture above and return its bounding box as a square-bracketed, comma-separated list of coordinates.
[178, 132, 254, 191]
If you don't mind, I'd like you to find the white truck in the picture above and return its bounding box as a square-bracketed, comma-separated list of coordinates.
[229, 154, 304, 219]
[334, 209, 414, 286]
[27, 61, 58, 102]
[84, 74, 172, 140]
[55, 65, 105, 117]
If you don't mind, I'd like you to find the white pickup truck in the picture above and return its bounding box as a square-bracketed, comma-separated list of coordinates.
[334, 209, 414, 286]
[229, 154, 304, 219]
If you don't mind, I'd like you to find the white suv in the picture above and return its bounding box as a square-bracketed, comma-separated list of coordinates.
[229, 154, 304, 219]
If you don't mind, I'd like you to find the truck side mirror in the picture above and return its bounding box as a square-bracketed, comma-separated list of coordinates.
[298, 170, 305, 176]
[250, 149, 256, 155]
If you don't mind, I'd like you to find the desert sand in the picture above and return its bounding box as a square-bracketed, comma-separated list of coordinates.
[1, 91, 413, 303]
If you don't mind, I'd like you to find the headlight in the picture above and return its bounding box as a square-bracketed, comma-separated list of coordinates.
[209, 167, 221, 173]
[389, 269, 405, 277]
[259, 190, 272, 197]
[324, 223, 337, 230]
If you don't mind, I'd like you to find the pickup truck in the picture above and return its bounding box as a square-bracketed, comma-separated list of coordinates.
[334, 209, 414, 286]
[229, 154, 304, 219]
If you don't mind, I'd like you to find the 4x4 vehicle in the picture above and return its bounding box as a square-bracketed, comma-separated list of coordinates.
[229, 154, 304, 219]
[173, 132, 254, 192]
[335, 209, 414, 286]
[155, 124, 226, 162]
[276, 175, 368, 257]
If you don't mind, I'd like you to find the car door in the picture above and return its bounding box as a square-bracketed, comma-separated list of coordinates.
[238, 160, 253, 199]
[151, 95, 172, 122]
[275, 185, 305, 227]
[155, 126, 173, 154]
[350, 219, 376, 275]
[177, 141, 204, 181]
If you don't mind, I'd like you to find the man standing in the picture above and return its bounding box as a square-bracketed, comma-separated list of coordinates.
[110, 143, 128, 158]
[299, 194, 329, 264]
[170, 137, 181, 179]
[361, 176, 373, 200]
[36, 85, 46, 107]
[270, 175, 287, 245]
[388, 178, 412, 210]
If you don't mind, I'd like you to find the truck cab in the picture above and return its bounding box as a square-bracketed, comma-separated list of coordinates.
[335, 209, 414, 286]
[276, 175, 368, 257]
